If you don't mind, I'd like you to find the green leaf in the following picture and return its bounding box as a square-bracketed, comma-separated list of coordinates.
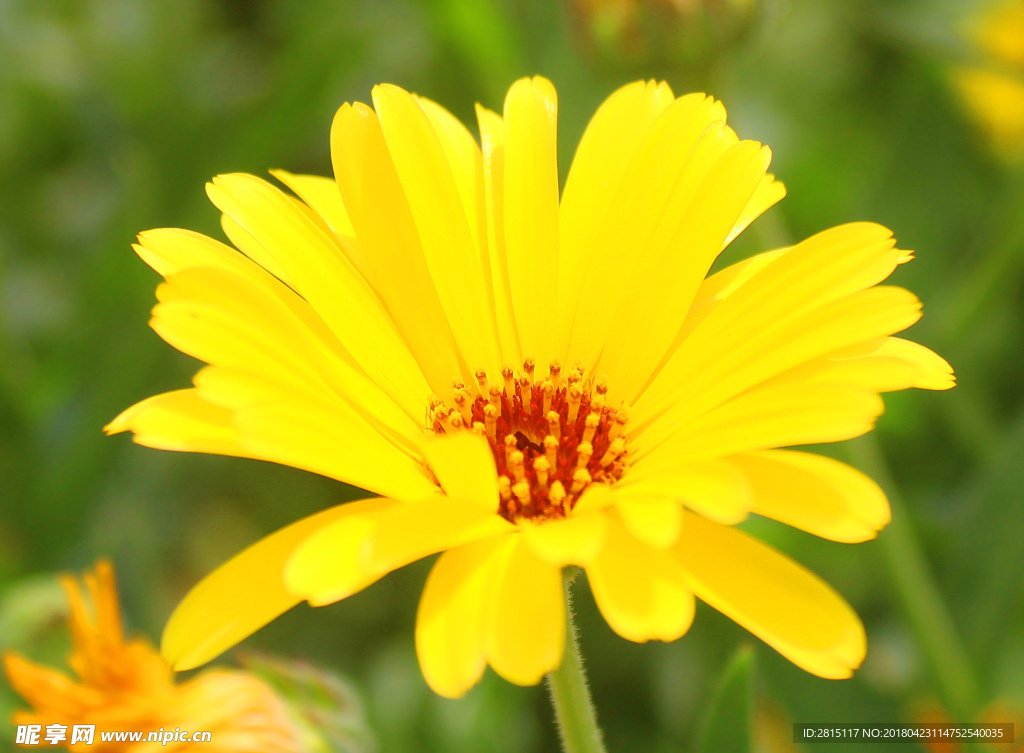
[695, 644, 755, 753]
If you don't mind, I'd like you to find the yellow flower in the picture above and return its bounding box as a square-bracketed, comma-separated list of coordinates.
[106, 77, 953, 699]
[4, 561, 302, 751]
[953, 0, 1024, 160]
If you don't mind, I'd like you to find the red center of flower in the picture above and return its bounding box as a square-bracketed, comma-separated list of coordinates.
[428, 360, 628, 523]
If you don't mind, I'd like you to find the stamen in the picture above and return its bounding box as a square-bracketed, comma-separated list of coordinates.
[570, 468, 591, 495]
[542, 380, 554, 416]
[428, 361, 629, 523]
[543, 435, 559, 471]
[484, 404, 499, 442]
[546, 410, 561, 440]
[502, 365, 515, 399]
[534, 457, 550, 490]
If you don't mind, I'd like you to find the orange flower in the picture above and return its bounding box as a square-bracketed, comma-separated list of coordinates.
[5, 561, 302, 752]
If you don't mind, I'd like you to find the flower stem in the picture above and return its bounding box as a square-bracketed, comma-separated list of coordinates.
[547, 571, 607, 753]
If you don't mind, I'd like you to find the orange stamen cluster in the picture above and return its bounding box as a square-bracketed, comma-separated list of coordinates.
[428, 360, 629, 522]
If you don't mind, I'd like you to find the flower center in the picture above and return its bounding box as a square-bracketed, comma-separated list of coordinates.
[427, 360, 629, 523]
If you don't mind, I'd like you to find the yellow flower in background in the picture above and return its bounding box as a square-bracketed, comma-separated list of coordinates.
[4, 561, 302, 751]
[953, 0, 1024, 160]
[107, 77, 953, 699]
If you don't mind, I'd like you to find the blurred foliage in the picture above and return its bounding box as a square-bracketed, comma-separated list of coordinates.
[1, 0, 1023, 751]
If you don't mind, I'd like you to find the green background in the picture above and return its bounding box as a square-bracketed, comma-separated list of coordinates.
[1, 0, 1023, 751]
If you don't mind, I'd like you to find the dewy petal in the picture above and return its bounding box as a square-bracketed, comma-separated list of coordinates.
[521, 509, 608, 566]
[556, 80, 675, 357]
[330, 101, 466, 396]
[206, 173, 431, 418]
[420, 432, 499, 509]
[675, 511, 867, 679]
[485, 534, 565, 686]
[586, 514, 695, 643]
[372, 85, 501, 377]
[502, 76, 560, 362]
[416, 536, 509, 699]
[732, 450, 891, 543]
[162, 499, 391, 670]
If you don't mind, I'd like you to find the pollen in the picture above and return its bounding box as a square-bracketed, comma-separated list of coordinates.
[427, 360, 629, 522]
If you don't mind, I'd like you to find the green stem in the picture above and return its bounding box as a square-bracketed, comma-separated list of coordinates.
[845, 435, 980, 721]
[547, 573, 607, 753]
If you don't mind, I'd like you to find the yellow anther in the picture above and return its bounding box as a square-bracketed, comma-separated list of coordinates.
[509, 450, 526, 482]
[589, 393, 606, 414]
[523, 359, 535, 383]
[549, 481, 567, 511]
[542, 380, 554, 415]
[608, 409, 628, 441]
[543, 435, 559, 470]
[475, 369, 488, 396]
[546, 410, 561, 440]
[595, 376, 608, 395]
[583, 413, 600, 444]
[483, 404, 499, 442]
[502, 365, 515, 399]
[512, 479, 531, 506]
[473, 421, 486, 436]
[453, 391, 472, 426]
[549, 359, 562, 390]
[566, 383, 583, 424]
[533, 456, 550, 490]
[600, 437, 626, 467]
[576, 441, 593, 470]
[571, 468, 591, 495]
[498, 476, 512, 502]
[488, 385, 502, 411]
[504, 434, 519, 464]
[450, 412, 465, 430]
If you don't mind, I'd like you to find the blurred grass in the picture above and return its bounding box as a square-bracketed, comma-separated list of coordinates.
[2, 0, 1023, 751]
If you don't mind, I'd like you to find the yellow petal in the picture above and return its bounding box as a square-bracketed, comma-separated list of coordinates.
[416, 536, 509, 698]
[372, 85, 501, 376]
[420, 431, 498, 509]
[564, 94, 730, 372]
[365, 497, 513, 575]
[521, 510, 608, 565]
[876, 338, 955, 390]
[613, 498, 683, 549]
[502, 76, 560, 362]
[269, 170, 355, 238]
[234, 396, 437, 501]
[104, 389, 242, 456]
[476, 104, 522, 365]
[614, 458, 752, 526]
[485, 534, 565, 686]
[634, 285, 922, 455]
[207, 172, 431, 418]
[638, 385, 884, 466]
[330, 101, 466, 396]
[675, 511, 866, 678]
[556, 80, 675, 356]
[586, 514, 695, 643]
[724, 174, 786, 247]
[599, 139, 774, 400]
[634, 223, 911, 430]
[732, 450, 890, 542]
[162, 499, 389, 670]
[134, 228, 266, 285]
